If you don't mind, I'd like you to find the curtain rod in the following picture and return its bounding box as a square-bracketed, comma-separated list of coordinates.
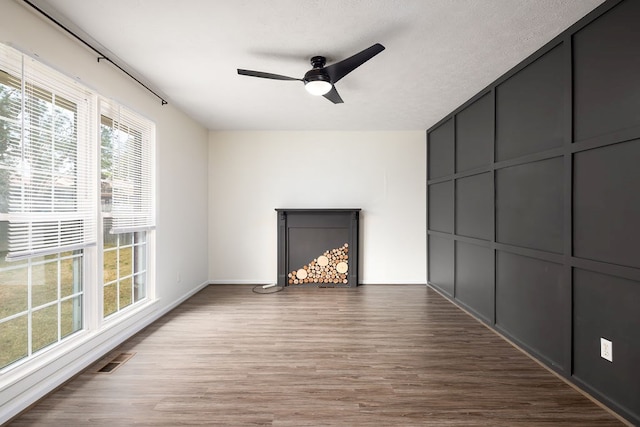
[22, 0, 168, 106]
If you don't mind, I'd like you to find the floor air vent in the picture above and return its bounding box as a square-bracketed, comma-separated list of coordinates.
[97, 352, 135, 373]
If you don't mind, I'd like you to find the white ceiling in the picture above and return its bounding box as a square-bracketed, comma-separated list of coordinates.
[27, 0, 604, 131]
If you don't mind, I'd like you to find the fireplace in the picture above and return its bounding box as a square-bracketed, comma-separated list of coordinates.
[276, 209, 360, 288]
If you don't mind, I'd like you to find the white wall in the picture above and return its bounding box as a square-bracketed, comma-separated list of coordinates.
[209, 131, 426, 285]
[0, 2, 209, 423]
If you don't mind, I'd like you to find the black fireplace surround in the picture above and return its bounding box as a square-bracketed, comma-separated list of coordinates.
[276, 209, 360, 288]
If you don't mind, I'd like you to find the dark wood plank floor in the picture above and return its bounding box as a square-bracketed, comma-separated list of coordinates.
[9, 285, 627, 426]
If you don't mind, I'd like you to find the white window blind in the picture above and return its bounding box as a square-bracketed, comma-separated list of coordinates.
[100, 100, 155, 233]
[1, 44, 96, 261]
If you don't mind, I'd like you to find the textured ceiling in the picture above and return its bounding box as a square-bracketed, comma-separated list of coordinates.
[26, 0, 605, 131]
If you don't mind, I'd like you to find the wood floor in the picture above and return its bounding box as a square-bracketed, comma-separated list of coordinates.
[9, 284, 626, 426]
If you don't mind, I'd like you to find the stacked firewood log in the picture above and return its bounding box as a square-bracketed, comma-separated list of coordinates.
[288, 243, 349, 285]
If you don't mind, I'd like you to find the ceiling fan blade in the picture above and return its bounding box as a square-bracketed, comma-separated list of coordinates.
[237, 69, 301, 81]
[323, 86, 344, 104]
[324, 43, 385, 83]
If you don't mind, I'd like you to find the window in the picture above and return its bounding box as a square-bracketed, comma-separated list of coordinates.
[0, 43, 155, 371]
[0, 44, 92, 369]
[0, 251, 83, 369]
[100, 103, 154, 319]
[102, 223, 147, 317]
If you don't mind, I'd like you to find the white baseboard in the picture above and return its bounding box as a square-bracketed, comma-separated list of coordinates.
[208, 279, 273, 285]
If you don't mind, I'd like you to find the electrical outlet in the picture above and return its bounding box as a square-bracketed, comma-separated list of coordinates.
[600, 338, 613, 362]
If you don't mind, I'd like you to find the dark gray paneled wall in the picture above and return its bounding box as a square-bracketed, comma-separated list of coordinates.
[426, 0, 640, 424]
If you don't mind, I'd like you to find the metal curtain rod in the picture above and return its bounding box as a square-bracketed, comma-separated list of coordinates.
[22, 0, 168, 106]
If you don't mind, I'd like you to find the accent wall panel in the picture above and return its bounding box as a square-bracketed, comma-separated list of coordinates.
[428, 181, 453, 233]
[496, 157, 564, 254]
[574, 139, 640, 269]
[455, 92, 492, 172]
[573, 269, 640, 418]
[455, 241, 493, 322]
[428, 235, 454, 296]
[573, 0, 640, 142]
[496, 251, 566, 369]
[495, 45, 565, 162]
[455, 172, 492, 241]
[427, 118, 453, 179]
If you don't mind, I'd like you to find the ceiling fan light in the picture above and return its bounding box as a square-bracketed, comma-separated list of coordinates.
[305, 80, 332, 96]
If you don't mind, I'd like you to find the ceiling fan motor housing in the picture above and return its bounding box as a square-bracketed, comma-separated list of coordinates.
[303, 69, 332, 95]
[304, 55, 331, 86]
[303, 68, 331, 85]
[304, 56, 332, 95]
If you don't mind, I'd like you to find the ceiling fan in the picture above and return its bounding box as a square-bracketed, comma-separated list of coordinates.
[237, 43, 385, 104]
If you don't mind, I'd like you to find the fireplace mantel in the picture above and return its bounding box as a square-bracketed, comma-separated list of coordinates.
[276, 209, 360, 288]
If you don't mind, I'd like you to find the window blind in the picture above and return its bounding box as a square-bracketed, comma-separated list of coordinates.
[1, 44, 96, 261]
[100, 100, 155, 233]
